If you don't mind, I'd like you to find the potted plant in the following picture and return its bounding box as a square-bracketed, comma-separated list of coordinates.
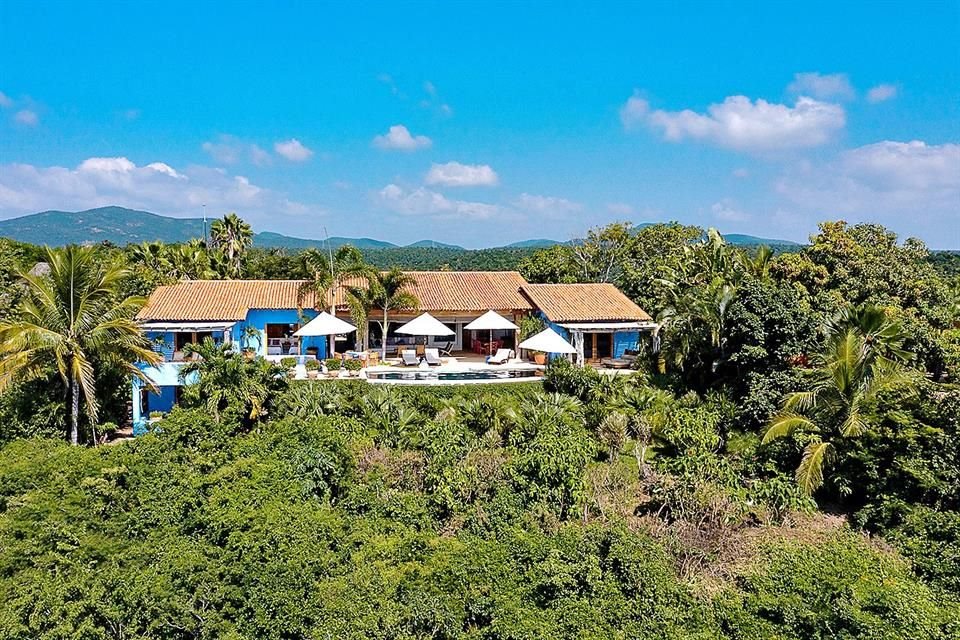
[325, 357, 342, 378]
[343, 358, 364, 377]
[532, 351, 547, 365]
[305, 358, 320, 379]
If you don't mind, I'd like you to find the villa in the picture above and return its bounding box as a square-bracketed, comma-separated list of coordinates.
[131, 271, 654, 429]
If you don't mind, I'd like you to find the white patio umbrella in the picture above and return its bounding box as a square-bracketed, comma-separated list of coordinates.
[518, 327, 576, 355]
[396, 312, 454, 350]
[294, 312, 357, 358]
[464, 310, 519, 355]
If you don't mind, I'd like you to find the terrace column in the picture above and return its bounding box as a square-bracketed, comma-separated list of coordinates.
[131, 380, 144, 435]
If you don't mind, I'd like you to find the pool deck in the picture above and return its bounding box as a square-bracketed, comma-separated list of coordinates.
[295, 353, 640, 386]
[363, 355, 543, 384]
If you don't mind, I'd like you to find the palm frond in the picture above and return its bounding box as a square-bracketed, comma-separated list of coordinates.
[763, 413, 816, 444]
[796, 441, 832, 495]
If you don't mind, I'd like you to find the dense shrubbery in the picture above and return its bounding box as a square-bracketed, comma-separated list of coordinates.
[1, 382, 957, 638]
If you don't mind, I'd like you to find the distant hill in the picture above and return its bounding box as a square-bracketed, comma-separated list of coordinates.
[0, 207, 207, 246]
[0, 207, 397, 250]
[503, 239, 564, 248]
[0, 206, 800, 250]
[406, 240, 464, 249]
[254, 231, 395, 250]
[724, 233, 799, 247]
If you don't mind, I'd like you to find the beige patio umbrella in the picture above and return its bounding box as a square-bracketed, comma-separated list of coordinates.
[518, 327, 576, 355]
[464, 310, 519, 355]
[294, 311, 357, 358]
[396, 312, 454, 350]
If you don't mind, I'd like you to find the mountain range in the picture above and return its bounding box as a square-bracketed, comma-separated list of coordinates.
[0, 206, 798, 250]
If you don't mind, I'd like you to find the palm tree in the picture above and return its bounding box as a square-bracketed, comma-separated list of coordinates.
[209, 213, 253, 277]
[128, 241, 170, 272]
[297, 245, 372, 314]
[0, 246, 161, 445]
[763, 305, 915, 494]
[169, 240, 215, 280]
[737, 245, 774, 281]
[345, 268, 419, 359]
[178, 338, 282, 423]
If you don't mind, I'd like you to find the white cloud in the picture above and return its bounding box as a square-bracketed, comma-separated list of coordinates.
[376, 183, 498, 219]
[513, 193, 582, 217]
[274, 138, 314, 162]
[619, 93, 650, 127]
[372, 124, 432, 151]
[732, 168, 750, 178]
[606, 202, 635, 216]
[866, 84, 898, 103]
[775, 140, 960, 228]
[0, 156, 317, 224]
[249, 145, 271, 166]
[425, 162, 499, 187]
[0, 92, 12, 108]
[787, 72, 855, 101]
[14, 109, 38, 126]
[121, 108, 141, 121]
[202, 135, 272, 166]
[424, 80, 437, 96]
[622, 92, 845, 152]
[711, 199, 749, 222]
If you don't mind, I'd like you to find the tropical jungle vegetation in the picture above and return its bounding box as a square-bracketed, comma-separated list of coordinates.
[0, 214, 958, 639]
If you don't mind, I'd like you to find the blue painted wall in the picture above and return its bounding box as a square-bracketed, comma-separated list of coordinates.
[144, 329, 227, 359]
[237, 308, 328, 356]
[538, 311, 642, 359]
[613, 331, 640, 357]
[147, 386, 177, 414]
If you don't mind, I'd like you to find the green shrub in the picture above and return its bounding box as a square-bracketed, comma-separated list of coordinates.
[280, 356, 297, 368]
[343, 358, 364, 372]
[325, 357, 343, 370]
[716, 528, 956, 639]
[305, 358, 320, 371]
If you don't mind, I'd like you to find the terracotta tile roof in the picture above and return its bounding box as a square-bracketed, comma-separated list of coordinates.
[328, 271, 532, 313]
[137, 272, 532, 321]
[520, 283, 653, 323]
[136, 280, 317, 321]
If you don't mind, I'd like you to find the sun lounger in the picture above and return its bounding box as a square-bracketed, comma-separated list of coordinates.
[487, 348, 513, 365]
[601, 357, 632, 369]
[401, 350, 420, 366]
[424, 348, 442, 366]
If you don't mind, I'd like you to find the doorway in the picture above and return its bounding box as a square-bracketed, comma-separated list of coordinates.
[582, 332, 614, 361]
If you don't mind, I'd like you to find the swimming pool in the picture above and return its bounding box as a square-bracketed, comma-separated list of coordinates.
[366, 368, 541, 385]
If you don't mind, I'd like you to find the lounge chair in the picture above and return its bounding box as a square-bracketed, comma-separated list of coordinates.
[438, 340, 454, 357]
[424, 348, 442, 366]
[487, 348, 513, 365]
[401, 350, 420, 366]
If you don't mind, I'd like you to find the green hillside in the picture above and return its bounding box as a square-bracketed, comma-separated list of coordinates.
[0, 206, 801, 250]
[405, 239, 464, 249]
[0, 207, 398, 250]
[0, 206, 207, 245]
[503, 238, 564, 248]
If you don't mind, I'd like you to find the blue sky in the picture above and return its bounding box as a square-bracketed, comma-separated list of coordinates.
[1, 1, 958, 248]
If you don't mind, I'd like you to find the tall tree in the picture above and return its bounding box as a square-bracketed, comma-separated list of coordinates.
[209, 213, 253, 277]
[763, 305, 915, 494]
[345, 268, 419, 359]
[297, 244, 372, 313]
[0, 246, 161, 445]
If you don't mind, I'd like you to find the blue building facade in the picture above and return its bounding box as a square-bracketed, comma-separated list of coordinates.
[133, 308, 330, 433]
[536, 311, 647, 363]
